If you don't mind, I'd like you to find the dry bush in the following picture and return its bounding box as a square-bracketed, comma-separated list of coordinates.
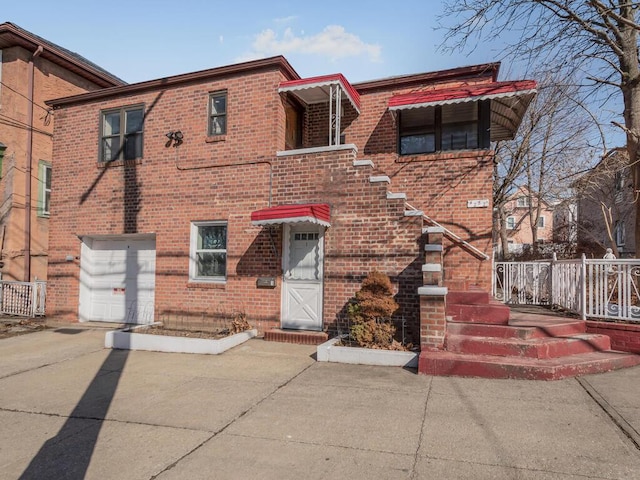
[348, 271, 401, 349]
[230, 312, 251, 334]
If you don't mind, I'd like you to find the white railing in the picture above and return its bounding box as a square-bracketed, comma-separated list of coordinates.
[493, 255, 640, 322]
[0, 281, 46, 317]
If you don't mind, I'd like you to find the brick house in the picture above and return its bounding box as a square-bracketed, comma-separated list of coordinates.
[575, 148, 635, 257]
[46, 56, 535, 346]
[0, 22, 124, 283]
[502, 186, 555, 255]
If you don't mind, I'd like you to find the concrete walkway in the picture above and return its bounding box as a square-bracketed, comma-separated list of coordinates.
[1, 325, 639, 479]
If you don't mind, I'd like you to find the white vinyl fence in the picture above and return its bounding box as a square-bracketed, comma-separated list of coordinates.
[493, 254, 640, 322]
[0, 281, 46, 317]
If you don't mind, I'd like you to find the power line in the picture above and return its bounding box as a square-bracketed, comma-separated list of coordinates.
[0, 80, 51, 114]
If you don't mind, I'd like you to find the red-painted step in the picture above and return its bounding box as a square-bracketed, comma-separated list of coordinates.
[418, 350, 640, 380]
[447, 289, 491, 305]
[447, 318, 587, 339]
[445, 333, 611, 359]
[446, 302, 510, 324]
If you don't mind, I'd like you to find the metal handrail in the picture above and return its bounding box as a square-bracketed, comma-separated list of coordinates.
[405, 202, 490, 260]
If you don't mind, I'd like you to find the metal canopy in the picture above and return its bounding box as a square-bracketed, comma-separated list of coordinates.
[388, 80, 537, 141]
[279, 74, 360, 147]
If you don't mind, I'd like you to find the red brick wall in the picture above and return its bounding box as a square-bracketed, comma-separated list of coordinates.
[586, 321, 640, 354]
[0, 45, 107, 281]
[49, 64, 496, 341]
[345, 87, 494, 291]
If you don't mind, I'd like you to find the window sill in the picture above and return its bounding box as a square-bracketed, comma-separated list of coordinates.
[396, 149, 493, 162]
[205, 135, 226, 143]
[187, 281, 226, 289]
[97, 158, 143, 168]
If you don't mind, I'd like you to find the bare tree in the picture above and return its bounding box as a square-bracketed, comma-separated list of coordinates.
[441, 0, 640, 253]
[494, 73, 592, 258]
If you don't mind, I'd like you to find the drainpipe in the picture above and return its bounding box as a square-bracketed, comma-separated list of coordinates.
[24, 45, 43, 282]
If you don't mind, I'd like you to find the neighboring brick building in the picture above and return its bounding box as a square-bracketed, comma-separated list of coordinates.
[46, 56, 535, 343]
[502, 186, 555, 255]
[0, 22, 124, 282]
[575, 148, 635, 257]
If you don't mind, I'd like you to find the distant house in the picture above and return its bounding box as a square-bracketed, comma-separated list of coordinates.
[574, 148, 635, 257]
[501, 186, 554, 255]
[45, 55, 535, 346]
[0, 22, 124, 282]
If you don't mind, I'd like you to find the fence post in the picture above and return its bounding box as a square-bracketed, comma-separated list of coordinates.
[581, 253, 587, 321]
[491, 250, 495, 298]
[550, 252, 557, 307]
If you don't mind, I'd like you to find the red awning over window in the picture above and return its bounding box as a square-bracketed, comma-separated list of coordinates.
[251, 204, 331, 227]
[388, 80, 537, 110]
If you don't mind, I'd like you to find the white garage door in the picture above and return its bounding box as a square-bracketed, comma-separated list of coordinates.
[79, 236, 156, 324]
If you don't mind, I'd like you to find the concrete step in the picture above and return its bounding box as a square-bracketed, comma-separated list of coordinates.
[418, 349, 640, 380]
[445, 333, 611, 359]
[446, 302, 511, 324]
[264, 329, 328, 345]
[447, 317, 587, 340]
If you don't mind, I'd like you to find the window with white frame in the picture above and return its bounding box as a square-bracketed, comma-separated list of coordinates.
[38, 161, 52, 217]
[615, 220, 626, 246]
[506, 216, 516, 230]
[101, 105, 144, 162]
[537, 216, 545, 228]
[516, 196, 530, 208]
[190, 221, 227, 281]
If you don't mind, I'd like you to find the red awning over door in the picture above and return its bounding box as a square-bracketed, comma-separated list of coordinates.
[251, 204, 331, 227]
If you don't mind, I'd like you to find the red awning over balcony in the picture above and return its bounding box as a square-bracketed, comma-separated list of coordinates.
[251, 204, 331, 227]
[279, 74, 360, 113]
[388, 80, 537, 142]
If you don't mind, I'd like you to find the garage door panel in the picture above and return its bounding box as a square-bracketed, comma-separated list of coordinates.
[79, 237, 156, 324]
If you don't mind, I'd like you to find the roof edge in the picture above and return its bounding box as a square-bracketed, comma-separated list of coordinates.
[353, 62, 501, 93]
[46, 55, 300, 108]
[0, 22, 125, 87]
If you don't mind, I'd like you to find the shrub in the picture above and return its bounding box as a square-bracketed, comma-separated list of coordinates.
[347, 271, 400, 349]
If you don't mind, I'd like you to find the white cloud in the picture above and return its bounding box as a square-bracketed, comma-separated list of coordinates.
[237, 25, 381, 63]
[219, 35, 224, 44]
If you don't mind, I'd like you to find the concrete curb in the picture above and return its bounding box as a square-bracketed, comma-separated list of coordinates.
[317, 337, 418, 367]
[105, 328, 258, 355]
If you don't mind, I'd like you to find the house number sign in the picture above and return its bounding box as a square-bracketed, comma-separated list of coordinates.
[467, 199, 489, 208]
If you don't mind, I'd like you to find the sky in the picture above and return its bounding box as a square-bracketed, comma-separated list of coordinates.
[1, 0, 518, 85]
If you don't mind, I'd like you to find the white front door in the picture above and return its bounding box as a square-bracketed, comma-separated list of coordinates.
[282, 224, 324, 330]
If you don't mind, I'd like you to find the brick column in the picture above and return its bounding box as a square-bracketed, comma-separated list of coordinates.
[419, 227, 447, 351]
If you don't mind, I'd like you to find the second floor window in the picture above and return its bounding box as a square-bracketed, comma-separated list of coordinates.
[537, 216, 545, 228]
[506, 216, 516, 230]
[209, 92, 227, 136]
[101, 106, 144, 162]
[398, 101, 488, 155]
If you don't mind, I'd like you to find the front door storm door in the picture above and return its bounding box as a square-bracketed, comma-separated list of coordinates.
[282, 224, 324, 330]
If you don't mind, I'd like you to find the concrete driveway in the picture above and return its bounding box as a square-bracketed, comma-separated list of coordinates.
[1, 324, 639, 479]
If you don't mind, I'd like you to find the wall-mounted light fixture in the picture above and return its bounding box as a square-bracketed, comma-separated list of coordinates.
[165, 131, 184, 148]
